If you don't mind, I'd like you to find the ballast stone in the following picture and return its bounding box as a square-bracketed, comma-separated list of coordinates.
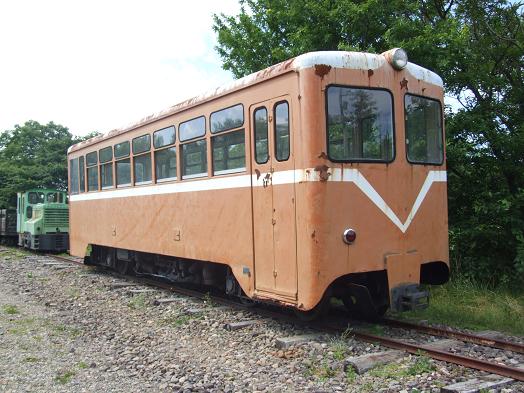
[343, 350, 405, 374]
[275, 334, 320, 349]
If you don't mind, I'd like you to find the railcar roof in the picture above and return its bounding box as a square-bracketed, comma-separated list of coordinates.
[68, 50, 443, 154]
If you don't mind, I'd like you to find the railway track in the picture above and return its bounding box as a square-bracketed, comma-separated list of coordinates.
[48, 252, 524, 383]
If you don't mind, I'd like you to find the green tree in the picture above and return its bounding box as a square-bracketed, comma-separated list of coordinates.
[0, 121, 96, 208]
[213, 0, 524, 286]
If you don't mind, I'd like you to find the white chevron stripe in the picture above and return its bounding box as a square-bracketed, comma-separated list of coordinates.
[70, 168, 446, 233]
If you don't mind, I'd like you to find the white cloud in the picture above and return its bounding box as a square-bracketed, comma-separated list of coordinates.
[0, 0, 240, 136]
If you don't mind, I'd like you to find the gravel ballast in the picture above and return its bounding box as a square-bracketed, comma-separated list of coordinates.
[0, 249, 523, 392]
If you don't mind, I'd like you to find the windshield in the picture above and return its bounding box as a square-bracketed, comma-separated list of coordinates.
[405, 95, 444, 164]
[326, 86, 394, 162]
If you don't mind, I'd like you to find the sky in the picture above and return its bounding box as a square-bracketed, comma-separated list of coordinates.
[0, 0, 240, 137]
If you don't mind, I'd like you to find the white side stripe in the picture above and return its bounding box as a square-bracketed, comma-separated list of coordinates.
[70, 168, 446, 233]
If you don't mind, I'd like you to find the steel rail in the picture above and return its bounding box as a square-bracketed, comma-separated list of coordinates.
[382, 318, 524, 355]
[346, 329, 524, 382]
[48, 253, 524, 381]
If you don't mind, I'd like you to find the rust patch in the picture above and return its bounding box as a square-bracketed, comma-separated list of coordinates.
[400, 78, 409, 90]
[314, 64, 332, 78]
[368, 69, 374, 78]
[318, 151, 328, 160]
[311, 230, 316, 239]
[314, 165, 331, 181]
[255, 168, 261, 180]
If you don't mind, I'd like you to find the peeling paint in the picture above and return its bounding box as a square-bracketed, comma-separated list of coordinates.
[314, 165, 331, 182]
[400, 78, 409, 90]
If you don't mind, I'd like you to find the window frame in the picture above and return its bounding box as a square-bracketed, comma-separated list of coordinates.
[181, 139, 207, 179]
[210, 103, 245, 134]
[212, 128, 246, 176]
[179, 115, 206, 143]
[69, 158, 79, 195]
[153, 126, 176, 149]
[114, 141, 130, 159]
[132, 134, 151, 155]
[325, 84, 396, 164]
[273, 100, 290, 162]
[154, 145, 178, 183]
[404, 93, 444, 166]
[133, 152, 152, 185]
[253, 106, 269, 165]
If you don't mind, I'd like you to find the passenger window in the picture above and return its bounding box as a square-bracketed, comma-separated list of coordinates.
[99, 147, 113, 189]
[212, 129, 245, 175]
[86, 151, 99, 191]
[182, 140, 207, 178]
[79, 156, 85, 192]
[132, 135, 152, 185]
[179, 116, 206, 142]
[254, 107, 269, 164]
[69, 158, 79, 195]
[274, 101, 290, 161]
[87, 167, 98, 191]
[47, 193, 57, 203]
[153, 126, 176, 149]
[210, 104, 244, 133]
[134, 153, 152, 184]
[114, 141, 130, 158]
[155, 146, 177, 181]
[132, 134, 151, 154]
[116, 158, 131, 187]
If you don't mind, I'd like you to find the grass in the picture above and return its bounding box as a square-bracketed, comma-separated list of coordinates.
[55, 370, 75, 384]
[370, 354, 435, 379]
[127, 293, 148, 309]
[2, 304, 19, 315]
[397, 277, 524, 336]
[305, 361, 336, 382]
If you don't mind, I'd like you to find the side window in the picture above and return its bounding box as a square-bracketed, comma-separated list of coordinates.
[180, 116, 207, 179]
[254, 107, 269, 164]
[182, 140, 207, 178]
[211, 104, 245, 175]
[274, 101, 290, 161]
[114, 141, 131, 187]
[86, 151, 99, 191]
[69, 158, 79, 195]
[99, 146, 114, 189]
[79, 156, 85, 192]
[154, 126, 177, 182]
[132, 135, 152, 185]
[26, 206, 32, 219]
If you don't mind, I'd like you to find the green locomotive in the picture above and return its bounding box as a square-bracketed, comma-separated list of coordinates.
[16, 189, 69, 252]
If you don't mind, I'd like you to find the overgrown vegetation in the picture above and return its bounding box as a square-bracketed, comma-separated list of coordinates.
[2, 304, 19, 315]
[213, 0, 524, 288]
[400, 278, 524, 335]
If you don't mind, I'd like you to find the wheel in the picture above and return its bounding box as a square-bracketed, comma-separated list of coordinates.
[115, 259, 130, 275]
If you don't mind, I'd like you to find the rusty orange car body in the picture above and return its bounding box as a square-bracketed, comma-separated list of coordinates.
[67, 50, 449, 316]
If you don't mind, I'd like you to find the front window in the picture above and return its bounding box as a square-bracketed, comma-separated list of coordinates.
[327, 86, 394, 162]
[405, 95, 444, 165]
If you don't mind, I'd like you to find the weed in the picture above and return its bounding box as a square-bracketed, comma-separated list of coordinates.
[306, 361, 336, 382]
[407, 354, 435, 375]
[26, 272, 33, 279]
[78, 361, 89, 369]
[127, 293, 148, 310]
[346, 366, 357, 382]
[55, 370, 75, 384]
[24, 356, 39, 363]
[2, 304, 19, 315]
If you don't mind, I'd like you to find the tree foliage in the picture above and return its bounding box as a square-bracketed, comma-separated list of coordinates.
[0, 121, 90, 208]
[214, 0, 524, 286]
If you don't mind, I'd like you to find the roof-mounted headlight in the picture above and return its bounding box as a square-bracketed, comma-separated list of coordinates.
[382, 48, 408, 70]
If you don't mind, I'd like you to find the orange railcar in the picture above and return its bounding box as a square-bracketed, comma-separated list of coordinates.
[67, 49, 449, 318]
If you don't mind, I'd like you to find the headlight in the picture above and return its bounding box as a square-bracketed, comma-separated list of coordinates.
[382, 48, 408, 70]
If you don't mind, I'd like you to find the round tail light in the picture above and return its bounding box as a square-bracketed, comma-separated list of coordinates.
[343, 228, 357, 244]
